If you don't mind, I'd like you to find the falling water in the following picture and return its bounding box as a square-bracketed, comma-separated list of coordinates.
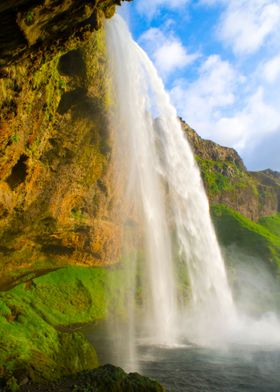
[105, 15, 237, 353]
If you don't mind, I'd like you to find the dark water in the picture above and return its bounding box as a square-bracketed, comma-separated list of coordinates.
[139, 344, 280, 392]
[85, 326, 280, 392]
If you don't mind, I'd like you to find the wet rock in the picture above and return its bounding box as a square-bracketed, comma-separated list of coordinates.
[19, 364, 166, 392]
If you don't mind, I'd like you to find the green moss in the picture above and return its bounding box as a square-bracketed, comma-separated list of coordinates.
[196, 156, 258, 198]
[0, 265, 132, 385]
[9, 134, 20, 144]
[32, 55, 67, 122]
[71, 208, 86, 222]
[197, 157, 231, 194]
[25, 10, 34, 25]
[259, 213, 280, 237]
[211, 204, 280, 269]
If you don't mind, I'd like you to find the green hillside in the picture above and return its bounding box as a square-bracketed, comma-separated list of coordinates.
[259, 213, 280, 238]
[212, 205, 280, 271]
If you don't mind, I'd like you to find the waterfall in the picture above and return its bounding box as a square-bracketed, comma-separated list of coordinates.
[105, 15, 237, 356]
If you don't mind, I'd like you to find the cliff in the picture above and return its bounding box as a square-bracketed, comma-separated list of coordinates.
[0, 2, 279, 388]
[0, 2, 132, 291]
[0, 0, 131, 68]
[0, 1, 130, 387]
[182, 120, 280, 221]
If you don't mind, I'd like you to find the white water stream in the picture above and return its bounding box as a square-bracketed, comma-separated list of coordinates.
[104, 15, 280, 369]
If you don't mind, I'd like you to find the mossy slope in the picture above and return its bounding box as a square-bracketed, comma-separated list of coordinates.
[0, 265, 131, 387]
[212, 204, 280, 270]
[259, 213, 280, 238]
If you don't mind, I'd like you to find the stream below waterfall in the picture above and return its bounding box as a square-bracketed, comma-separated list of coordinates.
[84, 326, 280, 392]
[139, 344, 280, 392]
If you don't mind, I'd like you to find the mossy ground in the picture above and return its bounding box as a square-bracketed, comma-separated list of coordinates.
[0, 264, 132, 388]
[212, 205, 280, 314]
[212, 205, 280, 269]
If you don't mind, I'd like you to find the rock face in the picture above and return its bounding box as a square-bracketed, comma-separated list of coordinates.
[182, 120, 280, 221]
[0, 3, 135, 383]
[0, 6, 125, 291]
[250, 169, 280, 211]
[0, 0, 131, 68]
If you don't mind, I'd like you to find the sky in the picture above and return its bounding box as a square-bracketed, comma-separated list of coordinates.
[119, 0, 280, 172]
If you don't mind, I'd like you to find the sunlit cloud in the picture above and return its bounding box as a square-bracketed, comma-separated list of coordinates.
[201, 0, 280, 55]
[139, 27, 199, 78]
[215, 88, 280, 151]
[170, 55, 239, 138]
[263, 54, 280, 83]
[170, 55, 280, 169]
[136, 0, 190, 19]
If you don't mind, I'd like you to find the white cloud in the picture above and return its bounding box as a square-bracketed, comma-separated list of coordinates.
[263, 54, 280, 83]
[215, 88, 280, 151]
[246, 130, 280, 170]
[201, 0, 280, 55]
[136, 0, 190, 18]
[139, 28, 198, 77]
[170, 55, 280, 169]
[170, 55, 239, 139]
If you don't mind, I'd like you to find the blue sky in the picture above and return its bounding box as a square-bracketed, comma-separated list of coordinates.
[119, 0, 280, 171]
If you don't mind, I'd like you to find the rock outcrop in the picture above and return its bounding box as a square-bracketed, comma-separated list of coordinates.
[0, 0, 131, 68]
[20, 364, 166, 392]
[0, 30, 123, 291]
[182, 120, 280, 221]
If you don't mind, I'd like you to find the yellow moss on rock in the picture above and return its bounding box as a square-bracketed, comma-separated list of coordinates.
[0, 28, 121, 290]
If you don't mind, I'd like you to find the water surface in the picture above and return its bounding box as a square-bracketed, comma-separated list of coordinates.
[86, 326, 280, 392]
[139, 344, 280, 392]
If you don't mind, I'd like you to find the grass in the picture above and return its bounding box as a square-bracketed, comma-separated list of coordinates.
[259, 213, 280, 237]
[211, 204, 280, 270]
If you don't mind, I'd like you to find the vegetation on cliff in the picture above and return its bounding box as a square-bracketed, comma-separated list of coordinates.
[212, 205, 280, 269]
[211, 205, 280, 314]
[183, 120, 280, 221]
[182, 118, 280, 311]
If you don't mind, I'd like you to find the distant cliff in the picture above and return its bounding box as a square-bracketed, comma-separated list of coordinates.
[182, 120, 280, 221]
